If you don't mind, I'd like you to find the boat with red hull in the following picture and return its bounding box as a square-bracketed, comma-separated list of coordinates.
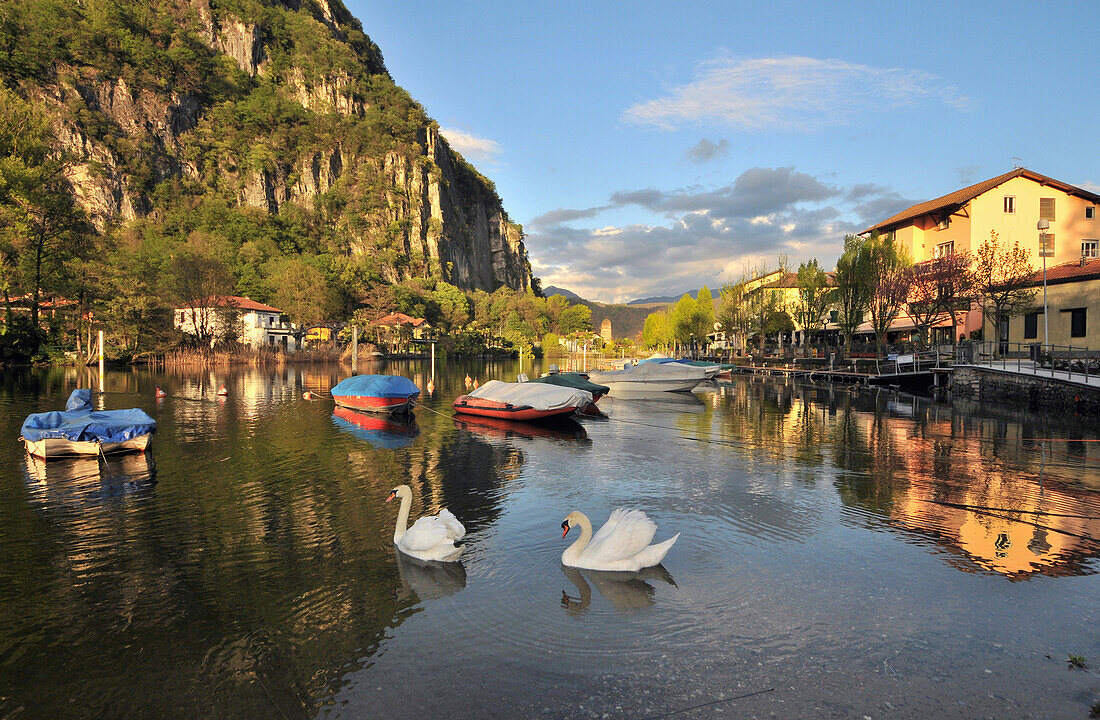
[453, 380, 591, 422]
[331, 375, 420, 414]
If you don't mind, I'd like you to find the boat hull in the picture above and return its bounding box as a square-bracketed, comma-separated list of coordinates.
[452, 395, 580, 421]
[23, 433, 152, 459]
[597, 378, 703, 393]
[333, 395, 415, 414]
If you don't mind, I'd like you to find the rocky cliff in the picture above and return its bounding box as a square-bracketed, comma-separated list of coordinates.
[0, 0, 531, 294]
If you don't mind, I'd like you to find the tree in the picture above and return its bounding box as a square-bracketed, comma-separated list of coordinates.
[865, 233, 912, 355]
[558, 303, 591, 334]
[906, 259, 947, 348]
[833, 234, 874, 351]
[717, 278, 751, 352]
[266, 256, 334, 327]
[431, 281, 471, 332]
[745, 285, 784, 349]
[642, 310, 671, 350]
[936, 251, 976, 343]
[166, 242, 235, 347]
[0, 84, 93, 343]
[795, 259, 833, 346]
[974, 230, 1036, 352]
[670, 293, 697, 348]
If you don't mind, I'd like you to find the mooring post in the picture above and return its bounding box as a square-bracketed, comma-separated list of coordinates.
[351, 326, 358, 375]
[98, 330, 104, 391]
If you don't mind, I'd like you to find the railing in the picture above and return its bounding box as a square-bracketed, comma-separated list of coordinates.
[962, 341, 1099, 384]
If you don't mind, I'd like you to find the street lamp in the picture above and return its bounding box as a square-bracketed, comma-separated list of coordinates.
[1038, 218, 1050, 350]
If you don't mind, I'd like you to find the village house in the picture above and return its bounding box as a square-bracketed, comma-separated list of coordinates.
[1004, 259, 1100, 347]
[173, 296, 298, 350]
[863, 168, 1100, 343]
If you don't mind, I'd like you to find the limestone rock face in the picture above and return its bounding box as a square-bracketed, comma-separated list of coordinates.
[11, 0, 530, 293]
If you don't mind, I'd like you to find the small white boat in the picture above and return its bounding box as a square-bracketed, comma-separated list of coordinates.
[587, 362, 707, 393]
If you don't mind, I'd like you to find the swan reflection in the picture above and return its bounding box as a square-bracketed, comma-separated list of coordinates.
[395, 552, 467, 602]
[560, 565, 676, 615]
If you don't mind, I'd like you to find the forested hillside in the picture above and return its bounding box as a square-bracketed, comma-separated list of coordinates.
[0, 0, 532, 357]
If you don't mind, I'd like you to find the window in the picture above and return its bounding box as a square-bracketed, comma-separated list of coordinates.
[1003, 196, 1015, 213]
[1087, 206, 1095, 219]
[1024, 311, 1039, 339]
[829, 310, 838, 323]
[1064, 308, 1087, 338]
[1083, 240, 1098, 259]
[1039, 197, 1056, 222]
[1039, 233, 1055, 258]
[934, 241, 954, 259]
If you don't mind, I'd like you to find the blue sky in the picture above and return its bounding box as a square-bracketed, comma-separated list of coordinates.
[347, 0, 1099, 303]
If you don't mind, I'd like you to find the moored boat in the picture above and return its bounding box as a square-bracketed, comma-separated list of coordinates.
[453, 380, 591, 421]
[19, 389, 156, 459]
[330, 374, 420, 414]
[586, 362, 707, 393]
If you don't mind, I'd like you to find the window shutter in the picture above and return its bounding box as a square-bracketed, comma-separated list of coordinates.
[1039, 197, 1056, 221]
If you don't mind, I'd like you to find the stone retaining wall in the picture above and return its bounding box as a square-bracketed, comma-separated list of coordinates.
[951, 366, 1100, 416]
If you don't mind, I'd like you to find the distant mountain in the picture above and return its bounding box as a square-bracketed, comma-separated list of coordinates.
[542, 286, 583, 302]
[627, 290, 696, 306]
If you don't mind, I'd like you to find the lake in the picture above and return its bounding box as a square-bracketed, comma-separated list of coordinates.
[1, 360, 1098, 719]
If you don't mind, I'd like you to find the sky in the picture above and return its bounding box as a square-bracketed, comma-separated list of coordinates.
[346, 0, 1100, 304]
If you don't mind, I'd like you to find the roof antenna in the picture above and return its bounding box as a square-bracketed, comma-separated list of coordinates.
[1011, 156, 1024, 169]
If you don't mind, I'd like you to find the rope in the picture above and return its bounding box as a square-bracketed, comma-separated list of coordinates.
[636, 687, 775, 720]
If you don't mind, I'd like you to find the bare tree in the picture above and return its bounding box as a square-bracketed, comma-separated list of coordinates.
[974, 230, 1037, 354]
[795, 259, 833, 347]
[866, 234, 912, 355]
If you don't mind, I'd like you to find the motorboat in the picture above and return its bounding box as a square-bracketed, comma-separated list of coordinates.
[19, 389, 156, 458]
[453, 380, 591, 421]
[586, 362, 707, 393]
[528, 372, 610, 415]
[671, 359, 723, 379]
[330, 374, 420, 414]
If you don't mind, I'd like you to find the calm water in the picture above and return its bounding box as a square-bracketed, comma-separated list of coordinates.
[1, 361, 1098, 719]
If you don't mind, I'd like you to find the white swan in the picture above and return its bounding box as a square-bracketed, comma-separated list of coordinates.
[560, 509, 679, 571]
[386, 485, 466, 562]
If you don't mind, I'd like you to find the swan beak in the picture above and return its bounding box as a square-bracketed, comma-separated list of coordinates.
[385, 491, 396, 503]
[561, 520, 570, 539]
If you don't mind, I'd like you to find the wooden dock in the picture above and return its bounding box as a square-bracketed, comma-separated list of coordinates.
[732, 364, 873, 384]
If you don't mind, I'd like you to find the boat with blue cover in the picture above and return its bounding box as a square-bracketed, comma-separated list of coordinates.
[330, 374, 420, 414]
[19, 389, 156, 459]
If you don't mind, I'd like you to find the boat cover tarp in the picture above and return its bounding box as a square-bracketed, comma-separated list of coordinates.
[466, 380, 591, 410]
[588, 362, 707, 384]
[529, 373, 610, 396]
[21, 389, 156, 444]
[330, 374, 420, 399]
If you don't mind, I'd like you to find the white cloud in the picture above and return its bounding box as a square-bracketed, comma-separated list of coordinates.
[622, 55, 972, 132]
[439, 127, 502, 164]
[526, 166, 920, 303]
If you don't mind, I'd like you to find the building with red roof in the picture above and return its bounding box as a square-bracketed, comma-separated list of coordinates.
[173, 296, 299, 350]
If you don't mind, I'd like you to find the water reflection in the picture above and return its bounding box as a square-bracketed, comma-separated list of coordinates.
[23, 452, 157, 506]
[560, 565, 677, 615]
[453, 414, 589, 442]
[332, 407, 419, 449]
[713, 379, 1100, 579]
[395, 552, 467, 602]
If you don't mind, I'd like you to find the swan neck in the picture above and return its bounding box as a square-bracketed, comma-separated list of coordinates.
[564, 513, 593, 561]
[394, 492, 411, 543]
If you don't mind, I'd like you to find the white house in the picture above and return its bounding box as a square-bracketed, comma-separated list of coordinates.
[173, 296, 298, 350]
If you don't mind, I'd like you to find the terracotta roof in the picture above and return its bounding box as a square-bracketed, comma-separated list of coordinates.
[374, 312, 428, 327]
[179, 296, 283, 313]
[1024, 258, 1100, 287]
[863, 168, 1100, 234]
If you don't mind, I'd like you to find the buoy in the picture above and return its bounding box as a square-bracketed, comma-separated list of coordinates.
[303, 391, 314, 400]
[426, 378, 435, 395]
[216, 385, 228, 396]
[473, 378, 479, 389]
[464, 374, 472, 389]
[155, 386, 167, 398]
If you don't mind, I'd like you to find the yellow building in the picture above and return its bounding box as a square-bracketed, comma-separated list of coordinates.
[1004, 259, 1100, 347]
[864, 167, 1100, 267]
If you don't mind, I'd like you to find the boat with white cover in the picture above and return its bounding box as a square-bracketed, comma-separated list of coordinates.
[453, 380, 592, 421]
[587, 362, 707, 393]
